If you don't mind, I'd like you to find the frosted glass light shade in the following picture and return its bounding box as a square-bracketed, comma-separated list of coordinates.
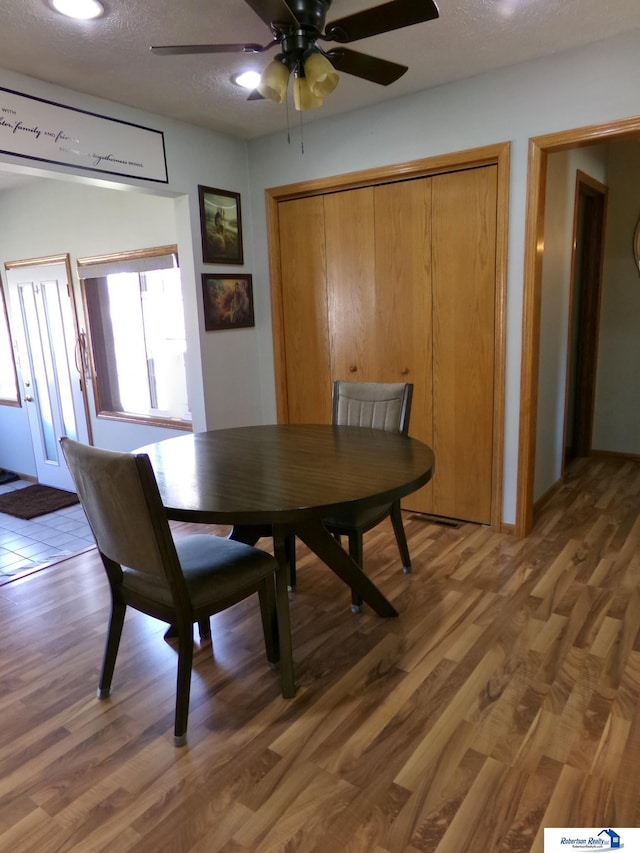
[293, 77, 324, 111]
[304, 52, 339, 97]
[258, 60, 290, 103]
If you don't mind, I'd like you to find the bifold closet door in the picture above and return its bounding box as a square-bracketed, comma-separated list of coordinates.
[324, 187, 376, 382]
[278, 195, 332, 424]
[431, 166, 497, 523]
[373, 179, 434, 514]
[324, 181, 434, 512]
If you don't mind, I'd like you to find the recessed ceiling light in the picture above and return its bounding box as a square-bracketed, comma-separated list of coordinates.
[231, 71, 262, 91]
[51, 0, 104, 20]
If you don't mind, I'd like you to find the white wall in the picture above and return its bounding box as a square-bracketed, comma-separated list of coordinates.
[247, 30, 640, 524]
[593, 140, 640, 454]
[534, 146, 608, 500]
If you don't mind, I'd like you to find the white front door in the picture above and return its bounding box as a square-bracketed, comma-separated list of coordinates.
[6, 260, 90, 491]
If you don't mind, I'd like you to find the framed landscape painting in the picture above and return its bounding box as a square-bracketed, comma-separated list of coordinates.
[202, 274, 254, 331]
[198, 185, 244, 264]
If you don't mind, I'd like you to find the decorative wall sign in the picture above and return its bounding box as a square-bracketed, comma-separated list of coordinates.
[202, 274, 254, 331]
[198, 186, 244, 264]
[0, 86, 168, 183]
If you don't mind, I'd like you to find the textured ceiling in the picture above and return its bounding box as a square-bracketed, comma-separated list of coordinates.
[1, 0, 640, 143]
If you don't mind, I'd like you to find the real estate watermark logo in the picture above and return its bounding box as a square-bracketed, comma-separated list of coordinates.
[545, 828, 640, 851]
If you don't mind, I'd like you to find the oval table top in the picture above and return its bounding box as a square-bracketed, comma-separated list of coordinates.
[137, 423, 435, 525]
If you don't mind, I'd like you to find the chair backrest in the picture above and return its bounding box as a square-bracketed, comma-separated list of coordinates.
[60, 437, 181, 592]
[331, 381, 413, 435]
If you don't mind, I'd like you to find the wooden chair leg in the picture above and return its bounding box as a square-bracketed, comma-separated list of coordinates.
[348, 531, 365, 613]
[390, 501, 412, 573]
[197, 618, 211, 640]
[97, 598, 126, 699]
[282, 533, 296, 590]
[274, 562, 296, 698]
[174, 624, 194, 747]
[258, 578, 280, 665]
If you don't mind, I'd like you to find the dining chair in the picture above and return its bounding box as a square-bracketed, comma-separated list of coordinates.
[60, 436, 294, 747]
[327, 380, 414, 610]
[286, 380, 414, 610]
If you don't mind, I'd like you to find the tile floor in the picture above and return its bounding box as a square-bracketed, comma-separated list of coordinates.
[0, 479, 95, 582]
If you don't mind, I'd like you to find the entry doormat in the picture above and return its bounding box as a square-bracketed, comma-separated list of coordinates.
[0, 484, 79, 520]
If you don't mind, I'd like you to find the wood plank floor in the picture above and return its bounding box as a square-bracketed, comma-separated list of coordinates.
[0, 455, 638, 852]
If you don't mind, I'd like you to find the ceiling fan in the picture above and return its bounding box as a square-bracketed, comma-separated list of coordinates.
[151, 0, 440, 111]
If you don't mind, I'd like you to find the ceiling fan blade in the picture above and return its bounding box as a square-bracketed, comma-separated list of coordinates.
[326, 48, 408, 86]
[243, 0, 299, 28]
[151, 43, 267, 55]
[325, 0, 439, 44]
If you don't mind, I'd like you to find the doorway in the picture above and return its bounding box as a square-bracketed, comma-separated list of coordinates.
[518, 114, 640, 536]
[5, 256, 91, 491]
[563, 171, 607, 468]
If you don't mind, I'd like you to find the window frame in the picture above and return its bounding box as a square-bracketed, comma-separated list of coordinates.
[0, 273, 21, 407]
[77, 245, 192, 431]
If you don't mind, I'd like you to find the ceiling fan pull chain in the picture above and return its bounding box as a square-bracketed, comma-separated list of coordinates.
[285, 88, 291, 145]
[299, 108, 304, 155]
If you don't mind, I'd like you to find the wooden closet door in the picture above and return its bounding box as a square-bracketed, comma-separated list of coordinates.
[374, 179, 434, 514]
[324, 187, 376, 381]
[278, 196, 332, 423]
[431, 166, 497, 523]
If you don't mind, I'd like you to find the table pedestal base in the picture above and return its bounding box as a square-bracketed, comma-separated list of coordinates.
[230, 521, 398, 618]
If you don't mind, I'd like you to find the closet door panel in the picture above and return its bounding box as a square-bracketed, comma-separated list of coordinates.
[324, 188, 376, 382]
[374, 179, 433, 514]
[432, 166, 497, 523]
[279, 196, 332, 423]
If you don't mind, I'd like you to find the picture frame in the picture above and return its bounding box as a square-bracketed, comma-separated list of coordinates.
[201, 274, 255, 331]
[198, 185, 244, 264]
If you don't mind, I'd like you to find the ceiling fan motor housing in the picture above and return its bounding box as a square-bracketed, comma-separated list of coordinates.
[273, 0, 333, 70]
[281, 0, 332, 32]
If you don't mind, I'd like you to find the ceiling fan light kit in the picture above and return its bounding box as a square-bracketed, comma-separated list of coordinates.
[258, 51, 338, 110]
[151, 0, 440, 113]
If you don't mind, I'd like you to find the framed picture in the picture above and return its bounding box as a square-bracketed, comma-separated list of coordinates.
[198, 185, 244, 264]
[201, 274, 255, 331]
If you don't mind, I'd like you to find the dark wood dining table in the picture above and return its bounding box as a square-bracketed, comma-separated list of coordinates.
[136, 423, 435, 619]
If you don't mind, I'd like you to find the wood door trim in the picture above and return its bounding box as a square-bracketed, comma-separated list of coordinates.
[5, 254, 71, 270]
[492, 144, 510, 531]
[267, 142, 510, 531]
[266, 143, 509, 200]
[517, 113, 640, 537]
[266, 191, 288, 423]
[562, 171, 608, 466]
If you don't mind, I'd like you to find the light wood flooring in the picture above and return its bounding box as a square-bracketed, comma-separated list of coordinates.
[0, 455, 639, 852]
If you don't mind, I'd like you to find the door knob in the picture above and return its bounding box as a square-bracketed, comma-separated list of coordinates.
[349, 365, 357, 373]
[401, 367, 410, 375]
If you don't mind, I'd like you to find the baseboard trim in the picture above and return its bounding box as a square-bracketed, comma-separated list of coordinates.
[590, 448, 640, 462]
